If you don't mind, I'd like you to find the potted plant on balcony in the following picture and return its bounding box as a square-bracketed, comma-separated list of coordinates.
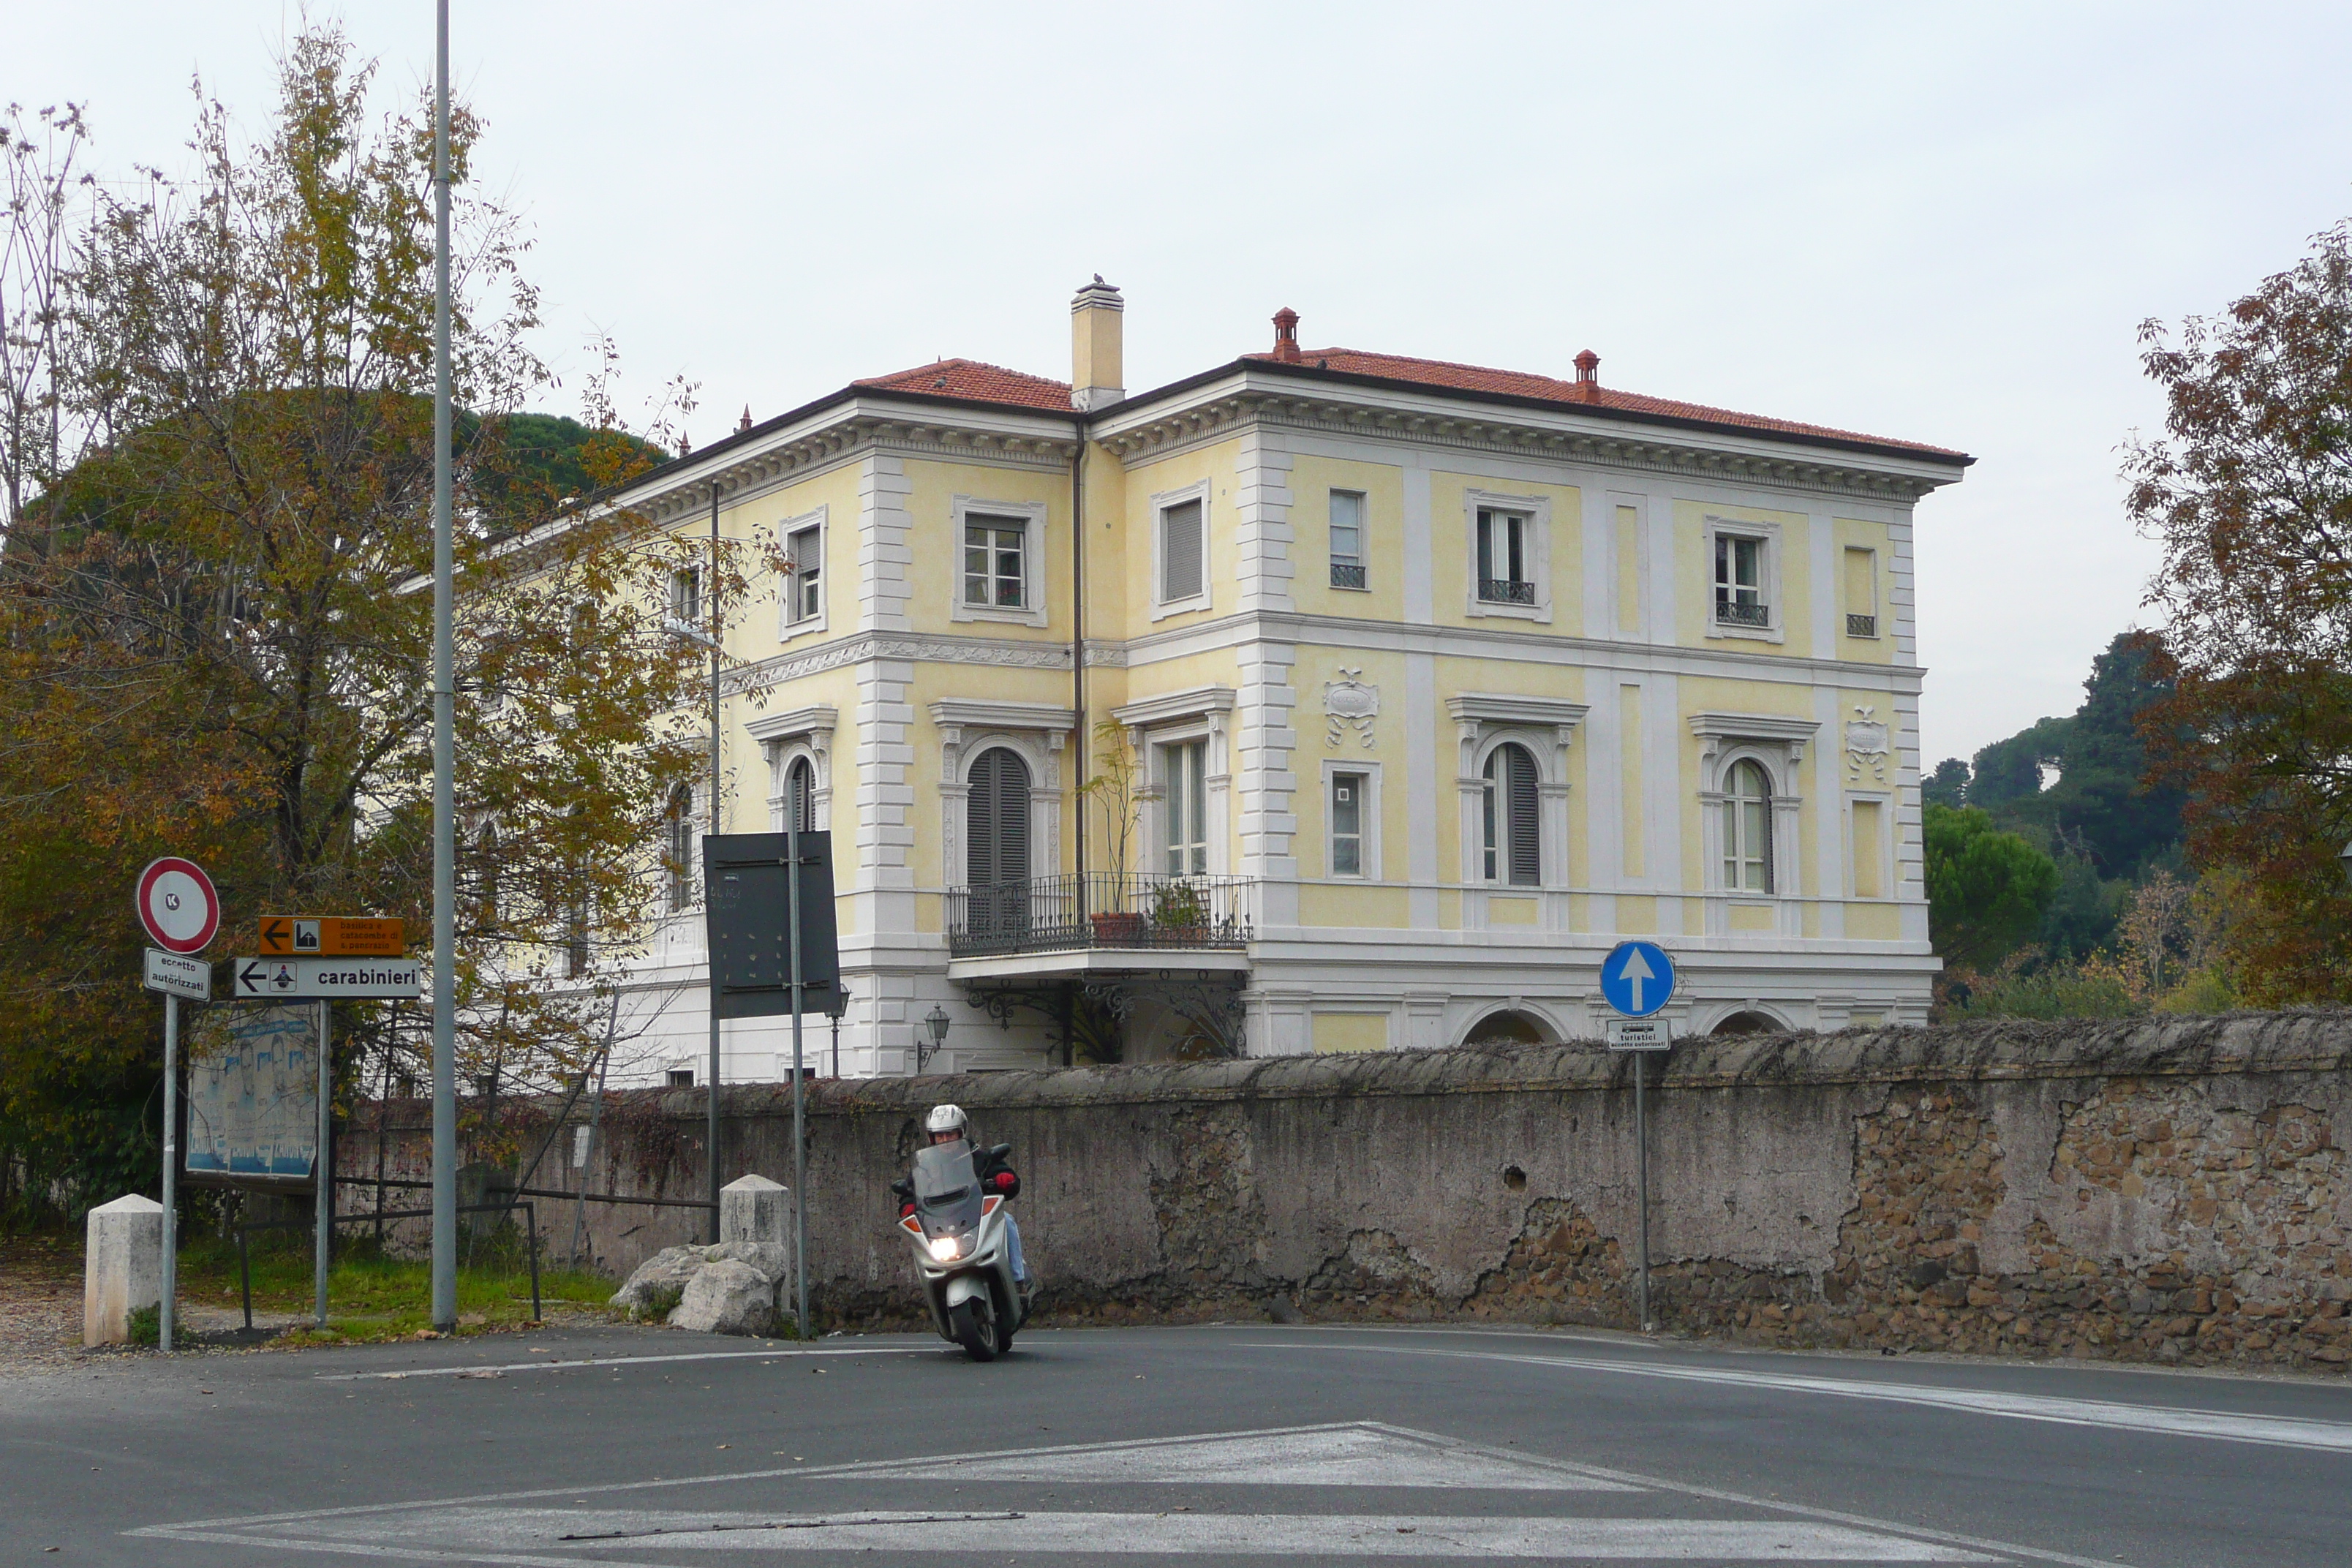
[1080, 718, 1147, 946]
[1149, 878, 1210, 944]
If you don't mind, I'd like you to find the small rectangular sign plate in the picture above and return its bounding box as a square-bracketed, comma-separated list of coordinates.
[143, 947, 211, 1000]
[258, 916, 406, 957]
[230, 955, 423, 1000]
[1605, 1017, 1673, 1052]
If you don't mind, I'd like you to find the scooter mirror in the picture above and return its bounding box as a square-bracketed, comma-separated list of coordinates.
[990, 1143, 1012, 1160]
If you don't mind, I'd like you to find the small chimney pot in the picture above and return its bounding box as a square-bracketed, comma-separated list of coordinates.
[1272, 306, 1303, 363]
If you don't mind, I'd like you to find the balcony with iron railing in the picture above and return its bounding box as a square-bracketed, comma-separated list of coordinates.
[947, 872, 1256, 962]
[1477, 577, 1536, 606]
[1330, 561, 1367, 590]
[1714, 596, 1771, 629]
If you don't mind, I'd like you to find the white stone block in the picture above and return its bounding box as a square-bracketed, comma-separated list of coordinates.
[720, 1173, 792, 1248]
[84, 1193, 163, 1347]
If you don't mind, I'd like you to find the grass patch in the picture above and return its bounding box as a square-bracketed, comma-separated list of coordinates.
[178, 1233, 615, 1345]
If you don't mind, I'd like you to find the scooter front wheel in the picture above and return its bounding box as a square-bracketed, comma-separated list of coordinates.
[947, 1294, 1000, 1362]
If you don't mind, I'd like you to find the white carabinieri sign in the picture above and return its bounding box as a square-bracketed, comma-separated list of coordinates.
[231, 956, 423, 1000]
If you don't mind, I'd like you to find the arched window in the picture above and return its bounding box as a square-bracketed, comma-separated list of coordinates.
[1482, 742, 1541, 886]
[785, 757, 816, 834]
[1724, 758, 1774, 893]
[663, 784, 695, 913]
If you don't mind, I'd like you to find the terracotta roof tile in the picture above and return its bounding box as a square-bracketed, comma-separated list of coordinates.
[853, 358, 1074, 412]
[1243, 347, 1967, 461]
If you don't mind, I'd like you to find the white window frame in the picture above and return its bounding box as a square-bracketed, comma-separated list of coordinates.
[1157, 733, 1211, 877]
[1328, 489, 1368, 592]
[669, 565, 701, 627]
[1476, 737, 1546, 887]
[661, 782, 697, 915]
[1703, 514, 1784, 644]
[777, 505, 828, 639]
[1689, 715, 1812, 908]
[1721, 756, 1775, 894]
[1321, 758, 1382, 881]
[1462, 488, 1553, 623]
[949, 495, 1049, 627]
[1150, 479, 1213, 620]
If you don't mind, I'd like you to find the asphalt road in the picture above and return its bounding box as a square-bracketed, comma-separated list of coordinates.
[5, 1320, 2350, 1566]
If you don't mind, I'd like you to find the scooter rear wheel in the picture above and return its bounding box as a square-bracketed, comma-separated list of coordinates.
[948, 1294, 1000, 1362]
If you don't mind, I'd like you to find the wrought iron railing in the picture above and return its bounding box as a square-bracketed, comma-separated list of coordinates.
[1477, 577, 1536, 605]
[1330, 561, 1367, 590]
[1846, 612, 1877, 638]
[948, 873, 1256, 958]
[1715, 598, 1771, 628]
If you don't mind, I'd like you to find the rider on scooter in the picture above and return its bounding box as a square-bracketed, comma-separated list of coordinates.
[923, 1104, 1028, 1287]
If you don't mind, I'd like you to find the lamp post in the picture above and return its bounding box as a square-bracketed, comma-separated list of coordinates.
[920, 1004, 950, 1074]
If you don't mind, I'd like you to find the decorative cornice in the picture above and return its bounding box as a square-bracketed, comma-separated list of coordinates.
[743, 704, 837, 746]
[927, 698, 1078, 734]
[1111, 685, 1237, 730]
[1096, 389, 1949, 506]
[634, 408, 1079, 527]
[1689, 710, 1823, 764]
[1447, 693, 1591, 744]
[725, 630, 1076, 695]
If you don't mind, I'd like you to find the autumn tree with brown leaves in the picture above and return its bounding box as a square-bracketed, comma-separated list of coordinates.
[2129, 219, 2352, 1003]
[0, 30, 758, 1218]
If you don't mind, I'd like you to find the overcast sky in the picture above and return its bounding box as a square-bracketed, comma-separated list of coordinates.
[16, 2, 2352, 764]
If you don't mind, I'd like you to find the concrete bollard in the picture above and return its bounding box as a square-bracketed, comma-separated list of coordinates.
[84, 1194, 165, 1347]
[720, 1174, 791, 1247]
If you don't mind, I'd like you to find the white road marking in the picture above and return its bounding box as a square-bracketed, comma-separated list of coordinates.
[1247, 1342, 2352, 1456]
[127, 1421, 2127, 1567]
[853, 1422, 1634, 1490]
[317, 1344, 930, 1382]
[166, 1507, 2000, 1561]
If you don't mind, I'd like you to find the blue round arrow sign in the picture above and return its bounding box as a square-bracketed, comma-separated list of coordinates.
[1600, 940, 1676, 1018]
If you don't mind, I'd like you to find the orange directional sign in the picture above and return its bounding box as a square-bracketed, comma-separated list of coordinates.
[257, 916, 406, 957]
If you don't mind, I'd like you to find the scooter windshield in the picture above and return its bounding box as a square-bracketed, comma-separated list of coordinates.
[911, 1143, 982, 1240]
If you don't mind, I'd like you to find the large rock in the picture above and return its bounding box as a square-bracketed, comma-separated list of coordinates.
[84, 1194, 164, 1347]
[669, 1258, 777, 1336]
[704, 1240, 791, 1282]
[608, 1245, 704, 1319]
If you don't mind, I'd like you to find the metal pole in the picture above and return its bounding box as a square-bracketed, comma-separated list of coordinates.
[1635, 1052, 1651, 1334]
[706, 484, 722, 1243]
[787, 810, 807, 1338]
[428, 0, 459, 1333]
[159, 993, 178, 1354]
[314, 999, 331, 1326]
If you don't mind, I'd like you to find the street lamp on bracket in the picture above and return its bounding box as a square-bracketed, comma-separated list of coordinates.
[919, 1003, 950, 1074]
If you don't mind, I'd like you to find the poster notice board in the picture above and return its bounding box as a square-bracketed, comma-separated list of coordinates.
[185, 1003, 318, 1181]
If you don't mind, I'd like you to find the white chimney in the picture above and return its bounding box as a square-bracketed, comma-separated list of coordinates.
[1070, 276, 1124, 412]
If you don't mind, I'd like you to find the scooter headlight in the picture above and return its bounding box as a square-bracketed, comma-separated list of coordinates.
[928, 1235, 962, 1262]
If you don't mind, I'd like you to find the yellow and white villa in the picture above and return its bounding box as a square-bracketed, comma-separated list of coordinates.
[604, 282, 1970, 1081]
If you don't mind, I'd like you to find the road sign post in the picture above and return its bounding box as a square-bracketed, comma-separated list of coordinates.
[136, 857, 220, 1355]
[705, 829, 840, 1329]
[1601, 941, 1677, 1335]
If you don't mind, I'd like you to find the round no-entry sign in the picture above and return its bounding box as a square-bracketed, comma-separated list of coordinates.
[135, 857, 220, 954]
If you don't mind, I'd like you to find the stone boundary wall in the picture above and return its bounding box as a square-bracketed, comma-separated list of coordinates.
[344, 1012, 2352, 1371]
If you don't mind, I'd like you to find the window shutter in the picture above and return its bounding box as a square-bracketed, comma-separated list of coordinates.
[1506, 745, 1541, 886]
[967, 748, 1031, 888]
[787, 758, 815, 834]
[1162, 500, 1203, 601]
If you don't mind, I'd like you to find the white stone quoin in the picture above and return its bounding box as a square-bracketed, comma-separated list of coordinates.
[84, 1193, 164, 1347]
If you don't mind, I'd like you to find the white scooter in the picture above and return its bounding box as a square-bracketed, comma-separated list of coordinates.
[893, 1140, 1030, 1360]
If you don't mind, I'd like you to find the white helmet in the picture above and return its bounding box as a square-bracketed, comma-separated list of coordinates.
[925, 1103, 968, 1137]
